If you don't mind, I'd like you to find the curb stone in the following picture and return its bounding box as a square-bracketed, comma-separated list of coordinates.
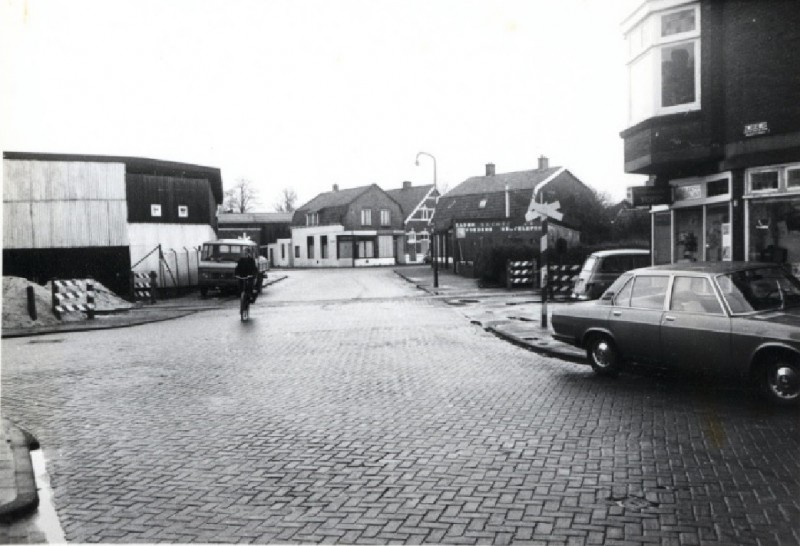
[0, 420, 39, 523]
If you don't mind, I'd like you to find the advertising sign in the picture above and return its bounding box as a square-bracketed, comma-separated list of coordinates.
[631, 185, 671, 207]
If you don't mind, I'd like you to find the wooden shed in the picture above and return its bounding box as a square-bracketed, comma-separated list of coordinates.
[3, 152, 223, 295]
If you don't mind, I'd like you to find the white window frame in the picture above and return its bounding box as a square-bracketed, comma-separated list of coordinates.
[670, 172, 731, 209]
[361, 209, 372, 226]
[745, 163, 800, 196]
[380, 209, 391, 227]
[625, 2, 701, 125]
[151, 204, 162, 217]
[178, 205, 189, 218]
[306, 212, 319, 226]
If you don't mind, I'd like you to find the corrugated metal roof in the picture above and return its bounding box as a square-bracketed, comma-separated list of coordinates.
[3, 151, 224, 204]
[218, 212, 294, 224]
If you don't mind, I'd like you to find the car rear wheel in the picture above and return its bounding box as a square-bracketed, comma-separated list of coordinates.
[761, 356, 800, 406]
[586, 335, 621, 377]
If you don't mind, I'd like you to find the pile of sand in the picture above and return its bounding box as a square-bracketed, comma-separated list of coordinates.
[2, 276, 133, 329]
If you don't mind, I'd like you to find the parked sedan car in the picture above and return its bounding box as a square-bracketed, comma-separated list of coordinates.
[551, 262, 800, 405]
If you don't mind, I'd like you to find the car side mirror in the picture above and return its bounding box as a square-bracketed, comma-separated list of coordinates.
[600, 292, 614, 302]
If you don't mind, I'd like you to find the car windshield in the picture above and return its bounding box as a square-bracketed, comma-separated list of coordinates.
[580, 256, 598, 274]
[717, 267, 800, 313]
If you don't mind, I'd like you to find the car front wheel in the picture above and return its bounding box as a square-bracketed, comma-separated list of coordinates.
[586, 335, 621, 377]
[761, 357, 800, 406]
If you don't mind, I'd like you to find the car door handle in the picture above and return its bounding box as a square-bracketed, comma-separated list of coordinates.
[612, 311, 622, 316]
[664, 315, 676, 322]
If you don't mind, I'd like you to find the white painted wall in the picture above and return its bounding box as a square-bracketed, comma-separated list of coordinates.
[128, 223, 216, 287]
[291, 225, 346, 267]
[267, 238, 293, 267]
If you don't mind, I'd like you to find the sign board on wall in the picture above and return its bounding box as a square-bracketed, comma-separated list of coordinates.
[744, 122, 769, 137]
[631, 186, 671, 207]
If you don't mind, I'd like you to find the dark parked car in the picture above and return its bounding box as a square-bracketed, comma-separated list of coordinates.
[571, 249, 651, 300]
[552, 262, 800, 405]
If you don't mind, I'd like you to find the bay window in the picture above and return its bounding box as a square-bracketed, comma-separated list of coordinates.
[625, 2, 701, 125]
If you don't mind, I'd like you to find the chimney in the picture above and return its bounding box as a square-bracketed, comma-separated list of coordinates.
[333, 184, 339, 192]
[538, 155, 549, 170]
[403, 181, 412, 189]
[486, 163, 495, 176]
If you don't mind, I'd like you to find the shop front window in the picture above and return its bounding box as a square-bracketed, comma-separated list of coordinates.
[788, 168, 800, 190]
[674, 208, 702, 262]
[748, 198, 800, 276]
[750, 171, 779, 192]
[653, 211, 671, 265]
[705, 204, 731, 262]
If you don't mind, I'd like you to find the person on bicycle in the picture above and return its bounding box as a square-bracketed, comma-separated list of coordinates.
[234, 249, 259, 303]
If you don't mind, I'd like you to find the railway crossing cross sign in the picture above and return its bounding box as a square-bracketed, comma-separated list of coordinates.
[525, 200, 563, 223]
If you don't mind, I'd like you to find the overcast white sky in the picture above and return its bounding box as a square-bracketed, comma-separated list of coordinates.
[1, 0, 646, 210]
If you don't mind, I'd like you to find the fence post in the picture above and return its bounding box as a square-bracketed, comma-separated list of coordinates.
[149, 271, 158, 303]
[184, 247, 191, 287]
[86, 281, 95, 320]
[51, 281, 61, 320]
[506, 260, 511, 290]
[170, 249, 180, 292]
[27, 286, 37, 321]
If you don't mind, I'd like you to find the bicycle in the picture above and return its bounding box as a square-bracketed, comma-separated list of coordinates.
[236, 275, 255, 321]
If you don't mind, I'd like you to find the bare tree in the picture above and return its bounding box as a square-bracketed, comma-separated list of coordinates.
[274, 187, 298, 212]
[223, 178, 259, 213]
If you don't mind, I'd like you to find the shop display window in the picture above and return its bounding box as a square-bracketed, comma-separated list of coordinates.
[653, 212, 671, 264]
[705, 205, 731, 262]
[748, 198, 800, 276]
[674, 208, 703, 262]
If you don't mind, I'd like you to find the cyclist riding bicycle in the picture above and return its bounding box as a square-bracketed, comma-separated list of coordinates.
[234, 249, 260, 304]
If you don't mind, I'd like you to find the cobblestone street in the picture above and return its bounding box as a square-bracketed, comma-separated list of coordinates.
[2, 268, 799, 544]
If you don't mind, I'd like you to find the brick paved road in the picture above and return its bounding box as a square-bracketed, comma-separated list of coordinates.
[2, 269, 799, 544]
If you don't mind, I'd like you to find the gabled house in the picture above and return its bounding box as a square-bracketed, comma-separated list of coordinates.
[289, 184, 404, 267]
[432, 157, 596, 271]
[385, 181, 439, 264]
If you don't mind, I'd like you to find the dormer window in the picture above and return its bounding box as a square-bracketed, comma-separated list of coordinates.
[478, 198, 488, 209]
[306, 212, 319, 226]
[624, 2, 701, 125]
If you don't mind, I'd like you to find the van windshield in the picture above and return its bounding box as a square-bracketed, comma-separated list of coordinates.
[201, 244, 251, 262]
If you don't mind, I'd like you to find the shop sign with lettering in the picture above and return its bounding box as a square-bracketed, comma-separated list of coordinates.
[631, 185, 671, 207]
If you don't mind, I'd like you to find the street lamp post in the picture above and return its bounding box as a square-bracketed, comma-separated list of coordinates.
[415, 151, 438, 288]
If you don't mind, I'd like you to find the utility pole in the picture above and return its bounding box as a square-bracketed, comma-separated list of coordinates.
[540, 217, 549, 329]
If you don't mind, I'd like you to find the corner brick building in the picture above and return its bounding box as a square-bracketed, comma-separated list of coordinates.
[623, 0, 800, 275]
